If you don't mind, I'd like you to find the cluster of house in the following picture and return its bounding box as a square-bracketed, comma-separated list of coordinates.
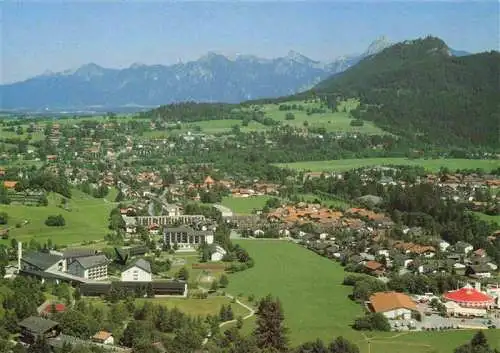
[304, 228, 498, 280]
[18, 315, 130, 352]
[267, 203, 394, 231]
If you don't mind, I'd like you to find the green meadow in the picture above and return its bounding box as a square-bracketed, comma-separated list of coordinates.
[220, 195, 271, 215]
[473, 212, 500, 226]
[0, 188, 114, 246]
[249, 98, 388, 135]
[277, 158, 500, 173]
[227, 240, 500, 352]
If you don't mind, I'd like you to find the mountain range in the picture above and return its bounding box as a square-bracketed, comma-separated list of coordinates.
[0, 37, 470, 112]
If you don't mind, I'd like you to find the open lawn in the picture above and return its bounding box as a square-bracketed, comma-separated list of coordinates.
[473, 212, 500, 226]
[221, 195, 271, 215]
[245, 99, 388, 135]
[277, 158, 500, 173]
[142, 119, 266, 139]
[0, 188, 114, 246]
[135, 296, 249, 318]
[227, 240, 500, 352]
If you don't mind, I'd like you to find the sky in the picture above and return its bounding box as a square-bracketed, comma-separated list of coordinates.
[1, 0, 499, 84]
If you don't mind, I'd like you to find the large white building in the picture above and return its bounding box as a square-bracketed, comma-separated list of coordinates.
[164, 225, 214, 250]
[369, 291, 417, 320]
[67, 255, 109, 280]
[121, 259, 152, 282]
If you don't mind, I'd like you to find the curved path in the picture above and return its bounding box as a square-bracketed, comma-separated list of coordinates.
[202, 293, 256, 345]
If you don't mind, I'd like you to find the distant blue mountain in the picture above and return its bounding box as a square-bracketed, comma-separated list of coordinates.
[0, 38, 395, 112]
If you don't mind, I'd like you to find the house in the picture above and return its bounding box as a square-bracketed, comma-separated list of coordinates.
[369, 291, 418, 320]
[19, 316, 61, 344]
[212, 204, 233, 218]
[67, 255, 109, 280]
[3, 180, 18, 189]
[21, 251, 66, 273]
[92, 330, 114, 345]
[465, 264, 492, 278]
[148, 223, 160, 235]
[164, 204, 181, 217]
[122, 215, 137, 234]
[439, 240, 451, 252]
[453, 241, 473, 255]
[164, 225, 214, 250]
[121, 259, 152, 282]
[364, 260, 385, 277]
[210, 245, 227, 262]
[204, 176, 215, 189]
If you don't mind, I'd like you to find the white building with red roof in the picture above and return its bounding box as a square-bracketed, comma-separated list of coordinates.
[443, 284, 495, 308]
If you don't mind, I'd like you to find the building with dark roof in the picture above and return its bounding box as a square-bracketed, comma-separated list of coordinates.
[67, 254, 109, 280]
[121, 259, 152, 282]
[164, 225, 214, 250]
[79, 280, 187, 297]
[19, 316, 61, 344]
[62, 248, 99, 263]
[21, 251, 65, 272]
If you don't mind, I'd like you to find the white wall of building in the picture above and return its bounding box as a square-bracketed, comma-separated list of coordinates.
[381, 308, 412, 320]
[121, 266, 152, 282]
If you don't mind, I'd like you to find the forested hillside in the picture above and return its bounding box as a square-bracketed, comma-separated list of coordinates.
[314, 37, 500, 147]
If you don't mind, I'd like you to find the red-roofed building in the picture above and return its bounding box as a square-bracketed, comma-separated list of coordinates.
[443, 284, 495, 308]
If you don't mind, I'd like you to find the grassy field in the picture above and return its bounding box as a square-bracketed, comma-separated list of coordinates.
[143, 99, 388, 137]
[220, 195, 271, 215]
[86, 295, 249, 319]
[277, 158, 500, 173]
[0, 188, 114, 246]
[474, 212, 500, 226]
[243, 99, 388, 135]
[135, 296, 249, 318]
[142, 119, 266, 138]
[227, 240, 500, 352]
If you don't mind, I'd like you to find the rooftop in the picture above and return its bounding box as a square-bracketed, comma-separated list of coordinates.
[74, 255, 109, 269]
[128, 259, 151, 273]
[19, 316, 59, 333]
[22, 251, 62, 271]
[369, 291, 417, 313]
[444, 286, 495, 304]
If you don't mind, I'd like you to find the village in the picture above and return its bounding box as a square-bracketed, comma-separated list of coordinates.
[0, 116, 499, 352]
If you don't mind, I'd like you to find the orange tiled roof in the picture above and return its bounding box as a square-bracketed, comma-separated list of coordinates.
[365, 260, 383, 271]
[370, 291, 417, 313]
[3, 180, 17, 189]
[93, 331, 112, 341]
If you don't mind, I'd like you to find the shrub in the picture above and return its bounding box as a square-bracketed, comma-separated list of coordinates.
[353, 313, 391, 331]
[0, 212, 8, 225]
[45, 215, 65, 227]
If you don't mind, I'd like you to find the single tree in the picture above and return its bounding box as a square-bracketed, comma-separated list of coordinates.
[219, 274, 229, 288]
[253, 295, 288, 351]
